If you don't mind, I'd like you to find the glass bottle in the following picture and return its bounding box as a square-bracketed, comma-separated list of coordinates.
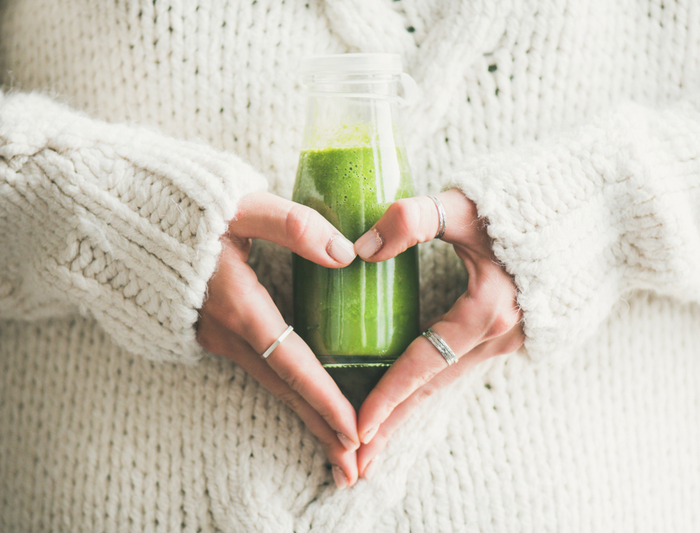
[292, 53, 419, 410]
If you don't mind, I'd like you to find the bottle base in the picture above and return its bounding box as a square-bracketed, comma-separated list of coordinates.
[325, 364, 390, 412]
[317, 354, 396, 367]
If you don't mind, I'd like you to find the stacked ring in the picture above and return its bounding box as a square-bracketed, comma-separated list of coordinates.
[428, 195, 447, 240]
[421, 327, 458, 366]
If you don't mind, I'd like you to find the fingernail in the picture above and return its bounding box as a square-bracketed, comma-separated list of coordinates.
[337, 432, 358, 451]
[327, 233, 356, 264]
[332, 465, 349, 489]
[361, 425, 379, 445]
[364, 459, 377, 480]
[355, 228, 384, 259]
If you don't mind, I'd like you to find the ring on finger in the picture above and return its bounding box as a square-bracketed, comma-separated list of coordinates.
[421, 327, 458, 366]
[261, 325, 294, 359]
[428, 195, 447, 240]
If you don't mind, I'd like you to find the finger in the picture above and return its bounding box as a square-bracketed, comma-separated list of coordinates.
[357, 328, 525, 477]
[354, 189, 479, 262]
[357, 266, 521, 443]
[206, 244, 361, 452]
[197, 315, 358, 487]
[230, 191, 356, 267]
[356, 317, 480, 444]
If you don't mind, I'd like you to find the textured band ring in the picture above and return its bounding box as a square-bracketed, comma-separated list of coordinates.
[261, 325, 294, 359]
[421, 327, 458, 366]
[428, 195, 447, 240]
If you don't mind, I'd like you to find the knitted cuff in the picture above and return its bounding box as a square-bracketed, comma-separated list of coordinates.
[448, 100, 700, 360]
[0, 92, 267, 363]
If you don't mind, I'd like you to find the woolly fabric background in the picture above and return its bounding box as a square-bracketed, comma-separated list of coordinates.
[1, 0, 699, 531]
[2, 294, 698, 531]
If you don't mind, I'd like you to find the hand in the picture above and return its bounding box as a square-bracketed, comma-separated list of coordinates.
[353, 189, 525, 478]
[196, 191, 361, 488]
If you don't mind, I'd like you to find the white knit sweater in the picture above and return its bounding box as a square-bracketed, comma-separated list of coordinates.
[1, 0, 699, 531]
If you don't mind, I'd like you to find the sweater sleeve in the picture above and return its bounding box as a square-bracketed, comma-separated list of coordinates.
[0, 91, 267, 363]
[448, 97, 700, 360]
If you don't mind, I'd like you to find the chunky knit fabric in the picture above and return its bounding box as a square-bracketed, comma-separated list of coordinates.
[0, 91, 266, 362]
[451, 99, 700, 359]
[1, 0, 699, 532]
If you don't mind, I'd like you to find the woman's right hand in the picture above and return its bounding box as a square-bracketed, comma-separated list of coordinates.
[196, 191, 360, 488]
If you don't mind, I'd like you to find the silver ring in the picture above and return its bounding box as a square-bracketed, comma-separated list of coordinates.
[261, 325, 294, 359]
[428, 196, 446, 240]
[421, 327, 458, 366]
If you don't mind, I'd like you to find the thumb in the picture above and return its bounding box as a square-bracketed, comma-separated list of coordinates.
[229, 191, 357, 267]
[354, 189, 479, 262]
[353, 196, 438, 262]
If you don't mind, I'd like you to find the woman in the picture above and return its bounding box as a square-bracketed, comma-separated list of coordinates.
[1, 0, 699, 531]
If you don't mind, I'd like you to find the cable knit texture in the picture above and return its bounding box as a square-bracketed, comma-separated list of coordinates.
[0, 91, 267, 362]
[1, 0, 699, 531]
[450, 100, 700, 359]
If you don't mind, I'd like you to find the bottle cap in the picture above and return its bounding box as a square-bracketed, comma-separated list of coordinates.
[300, 53, 418, 105]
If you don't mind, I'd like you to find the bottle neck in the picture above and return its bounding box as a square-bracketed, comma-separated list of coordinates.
[303, 72, 403, 102]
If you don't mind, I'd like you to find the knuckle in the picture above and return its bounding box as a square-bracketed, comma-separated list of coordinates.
[485, 315, 510, 339]
[276, 364, 311, 396]
[277, 388, 305, 413]
[412, 384, 439, 406]
[285, 204, 315, 244]
[314, 404, 335, 423]
[405, 349, 441, 385]
[485, 310, 518, 339]
[416, 365, 441, 384]
[387, 200, 420, 238]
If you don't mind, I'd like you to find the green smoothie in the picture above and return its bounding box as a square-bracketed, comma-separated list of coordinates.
[292, 145, 419, 368]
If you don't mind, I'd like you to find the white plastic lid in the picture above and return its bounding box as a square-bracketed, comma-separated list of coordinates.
[300, 53, 404, 75]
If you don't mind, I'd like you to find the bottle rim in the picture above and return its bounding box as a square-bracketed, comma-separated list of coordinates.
[299, 53, 404, 75]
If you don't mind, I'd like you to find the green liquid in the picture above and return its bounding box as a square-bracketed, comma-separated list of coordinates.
[292, 146, 420, 369]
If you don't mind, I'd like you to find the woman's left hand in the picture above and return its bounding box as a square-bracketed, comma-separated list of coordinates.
[353, 189, 525, 478]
